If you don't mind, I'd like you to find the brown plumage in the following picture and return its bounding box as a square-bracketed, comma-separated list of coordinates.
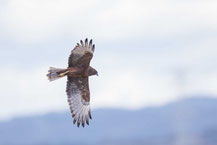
[47, 38, 98, 128]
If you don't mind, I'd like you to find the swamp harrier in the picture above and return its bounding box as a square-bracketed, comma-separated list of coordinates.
[47, 38, 98, 127]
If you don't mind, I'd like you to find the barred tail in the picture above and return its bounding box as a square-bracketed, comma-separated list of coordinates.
[47, 67, 68, 81]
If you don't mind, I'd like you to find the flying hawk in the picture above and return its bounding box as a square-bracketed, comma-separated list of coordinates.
[47, 38, 98, 127]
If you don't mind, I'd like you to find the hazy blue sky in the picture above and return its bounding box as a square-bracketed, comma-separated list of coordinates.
[0, 0, 217, 120]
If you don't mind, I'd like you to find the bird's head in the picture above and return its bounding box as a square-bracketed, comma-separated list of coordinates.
[88, 67, 98, 76]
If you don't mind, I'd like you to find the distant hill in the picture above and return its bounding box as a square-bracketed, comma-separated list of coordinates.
[0, 97, 217, 145]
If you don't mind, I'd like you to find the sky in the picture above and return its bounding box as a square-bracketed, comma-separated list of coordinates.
[0, 0, 217, 120]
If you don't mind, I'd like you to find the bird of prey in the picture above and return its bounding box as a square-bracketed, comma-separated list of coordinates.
[47, 38, 98, 127]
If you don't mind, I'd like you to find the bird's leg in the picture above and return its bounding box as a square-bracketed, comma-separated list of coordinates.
[58, 71, 70, 77]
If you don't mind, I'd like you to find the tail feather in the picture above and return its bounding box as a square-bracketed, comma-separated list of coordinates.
[47, 67, 67, 81]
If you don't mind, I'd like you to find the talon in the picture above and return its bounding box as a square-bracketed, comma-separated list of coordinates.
[58, 73, 65, 77]
[58, 71, 70, 77]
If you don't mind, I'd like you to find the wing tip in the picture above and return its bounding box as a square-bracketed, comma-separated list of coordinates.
[80, 40, 84, 46]
[89, 39, 93, 45]
[86, 119, 89, 125]
[78, 38, 95, 52]
[71, 111, 91, 127]
[82, 122, 85, 128]
[92, 44, 95, 52]
[89, 111, 92, 120]
[71, 113, 91, 128]
[77, 122, 80, 128]
[73, 118, 76, 124]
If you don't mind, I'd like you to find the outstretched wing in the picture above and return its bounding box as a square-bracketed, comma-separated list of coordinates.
[68, 38, 95, 68]
[66, 77, 92, 127]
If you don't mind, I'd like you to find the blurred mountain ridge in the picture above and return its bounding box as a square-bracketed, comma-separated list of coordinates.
[0, 96, 217, 145]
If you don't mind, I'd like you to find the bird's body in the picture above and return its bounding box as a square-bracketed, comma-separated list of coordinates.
[47, 38, 97, 127]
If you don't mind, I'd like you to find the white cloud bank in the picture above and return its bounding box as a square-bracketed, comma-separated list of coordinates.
[0, 0, 217, 43]
[0, 0, 217, 120]
[0, 65, 175, 120]
[1, 55, 217, 120]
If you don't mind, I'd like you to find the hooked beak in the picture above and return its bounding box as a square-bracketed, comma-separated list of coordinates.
[96, 73, 99, 76]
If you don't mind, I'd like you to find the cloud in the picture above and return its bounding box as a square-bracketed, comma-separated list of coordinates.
[0, 0, 217, 120]
[0, 0, 217, 43]
[0, 67, 67, 119]
[0, 65, 175, 120]
[1, 53, 217, 120]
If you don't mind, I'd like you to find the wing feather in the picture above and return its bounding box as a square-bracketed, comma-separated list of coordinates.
[66, 77, 91, 127]
[68, 38, 95, 68]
